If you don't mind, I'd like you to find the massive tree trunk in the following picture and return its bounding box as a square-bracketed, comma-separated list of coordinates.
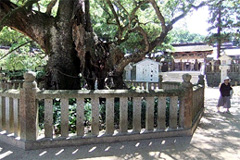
[216, 2, 222, 59]
[0, 0, 116, 90]
[43, 0, 81, 89]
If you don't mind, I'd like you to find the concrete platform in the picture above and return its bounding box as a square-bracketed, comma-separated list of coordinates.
[0, 87, 239, 160]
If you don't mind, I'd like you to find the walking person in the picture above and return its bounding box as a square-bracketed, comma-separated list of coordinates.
[217, 77, 233, 113]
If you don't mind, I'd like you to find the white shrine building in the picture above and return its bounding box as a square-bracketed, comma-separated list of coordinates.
[124, 59, 160, 82]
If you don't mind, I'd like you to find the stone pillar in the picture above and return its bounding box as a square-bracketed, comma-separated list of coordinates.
[198, 75, 205, 86]
[219, 65, 230, 83]
[20, 71, 38, 141]
[120, 97, 128, 133]
[198, 75, 205, 109]
[145, 97, 154, 131]
[133, 97, 141, 133]
[158, 75, 163, 89]
[106, 97, 114, 134]
[181, 62, 184, 71]
[0, 73, 3, 90]
[218, 53, 232, 83]
[179, 74, 193, 129]
[0, 73, 6, 90]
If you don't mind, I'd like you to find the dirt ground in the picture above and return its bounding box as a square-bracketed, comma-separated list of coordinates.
[0, 87, 239, 160]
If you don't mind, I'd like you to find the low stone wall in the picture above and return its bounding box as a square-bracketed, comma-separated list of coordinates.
[206, 73, 221, 87]
[206, 72, 240, 87]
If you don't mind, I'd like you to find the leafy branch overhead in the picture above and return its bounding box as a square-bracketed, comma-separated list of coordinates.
[0, 0, 207, 89]
[91, 0, 206, 68]
[206, 0, 240, 57]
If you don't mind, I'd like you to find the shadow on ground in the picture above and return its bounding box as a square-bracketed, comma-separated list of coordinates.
[0, 87, 239, 160]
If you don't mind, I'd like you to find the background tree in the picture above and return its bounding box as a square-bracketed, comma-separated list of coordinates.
[207, 0, 240, 58]
[169, 28, 205, 43]
[0, 0, 205, 89]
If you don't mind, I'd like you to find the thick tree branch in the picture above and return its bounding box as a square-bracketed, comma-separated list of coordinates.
[149, 1, 206, 50]
[106, 0, 148, 44]
[114, 0, 206, 73]
[131, 26, 149, 52]
[171, 1, 206, 26]
[149, 0, 166, 33]
[57, 0, 74, 21]
[0, 0, 55, 52]
[105, 0, 123, 39]
[0, 40, 32, 60]
[46, 0, 57, 15]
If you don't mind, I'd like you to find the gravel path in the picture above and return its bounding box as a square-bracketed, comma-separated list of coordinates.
[0, 87, 239, 160]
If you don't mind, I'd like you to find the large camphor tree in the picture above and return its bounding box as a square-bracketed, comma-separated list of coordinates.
[0, 0, 205, 90]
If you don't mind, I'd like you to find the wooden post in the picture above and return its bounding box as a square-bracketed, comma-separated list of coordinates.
[179, 74, 193, 129]
[20, 71, 38, 141]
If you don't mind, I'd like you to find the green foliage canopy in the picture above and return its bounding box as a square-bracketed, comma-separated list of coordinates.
[206, 0, 240, 45]
[169, 28, 205, 43]
[0, 0, 206, 72]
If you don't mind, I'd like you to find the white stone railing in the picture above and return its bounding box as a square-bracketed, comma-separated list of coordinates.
[0, 72, 205, 150]
[0, 72, 24, 90]
[0, 80, 24, 90]
[162, 81, 181, 90]
[192, 75, 205, 122]
[124, 75, 181, 90]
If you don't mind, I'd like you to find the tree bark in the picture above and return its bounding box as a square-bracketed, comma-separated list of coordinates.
[216, 3, 222, 58]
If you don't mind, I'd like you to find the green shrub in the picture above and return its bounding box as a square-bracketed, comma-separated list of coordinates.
[38, 97, 177, 135]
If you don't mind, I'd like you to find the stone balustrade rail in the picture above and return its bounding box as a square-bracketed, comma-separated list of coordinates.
[0, 72, 205, 150]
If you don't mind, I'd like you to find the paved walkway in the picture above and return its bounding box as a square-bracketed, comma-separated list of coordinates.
[0, 87, 239, 160]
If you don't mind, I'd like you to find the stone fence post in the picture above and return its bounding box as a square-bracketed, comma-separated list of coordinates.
[198, 75, 205, 86]
[198, 74, 205, 109]
[20, 71, 38, 141]
[179, 74, 193, 129]
[0, 73, 6, 90]
[158, 75, 163, 89]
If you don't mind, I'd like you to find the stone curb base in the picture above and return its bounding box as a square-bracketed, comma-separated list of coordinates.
[0, 108, 204, 150]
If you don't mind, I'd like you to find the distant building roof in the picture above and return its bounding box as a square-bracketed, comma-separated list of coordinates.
[170, 43, 213, 53]
[133, 58, 160, 66]
[208, 47, 240, 60]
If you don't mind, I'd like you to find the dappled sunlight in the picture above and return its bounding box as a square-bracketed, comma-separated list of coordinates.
[39, 151, 47, 157]
[0, 150, 13, 159]
[189, 87, 240, 159]
[0, 88, 238, 159]
[55, 149, 64, 156]
[104, 146, 111, 152]
[88, 146, 97, 153]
